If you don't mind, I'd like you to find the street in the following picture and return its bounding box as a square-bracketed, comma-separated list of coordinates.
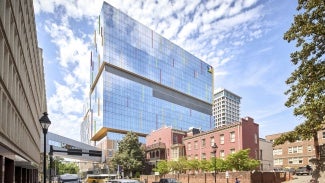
[286, 175, 313, 183]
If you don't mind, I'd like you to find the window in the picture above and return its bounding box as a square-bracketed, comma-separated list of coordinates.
[172, 148, 178, 160]
[307, 145, 312, 152]
[220, 134, 224, 144]
[288, 157, 303, 164]
[201, 138, 206, 147]
[230, 148, 235, 154]
[201, 153, 206, 160]
[288, 146, 303, 154]
[210, 137, 215, 146]
[210, 152, 215, 158]
[273, 149, 283, 155]
[188, 143, 191, 150]
[323, 131, 325, 139]
[230, 132, 235, 142]
[220, 150, 225, 159]
[255, 134, 258, 144]
[194, 141, 198, 149]
[274, 159, 283, 165]
[195, 154, 198, 160]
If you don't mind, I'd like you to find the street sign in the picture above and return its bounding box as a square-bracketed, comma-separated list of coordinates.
[89, 150, 102, 157]
[67, 149, 82, 156]
[226, 171, 229, 178]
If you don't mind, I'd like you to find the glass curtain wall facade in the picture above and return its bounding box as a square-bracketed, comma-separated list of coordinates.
[81, 2, 213, 143]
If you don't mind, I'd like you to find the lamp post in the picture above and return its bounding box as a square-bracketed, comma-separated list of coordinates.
[39, 112, 51, 183]
[211, 143, 218, 183]
[49, 148, 53, 183]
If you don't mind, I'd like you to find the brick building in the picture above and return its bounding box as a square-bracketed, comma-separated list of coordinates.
[145, 117, 260, 167]
[183, 117, 259, 160]
[266, 130, 325, 169]
[145, 126, 187, 167]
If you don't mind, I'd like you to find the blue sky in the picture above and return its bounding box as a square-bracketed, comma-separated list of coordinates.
[33, 0, 301, 141]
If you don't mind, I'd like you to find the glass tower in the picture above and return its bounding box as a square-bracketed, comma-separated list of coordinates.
[81, 2, 213, 144]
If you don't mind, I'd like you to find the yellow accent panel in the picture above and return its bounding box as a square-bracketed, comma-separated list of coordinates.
[91, 127, 148, 141]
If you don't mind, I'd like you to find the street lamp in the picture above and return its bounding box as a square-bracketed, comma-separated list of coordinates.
[49, 148, 53, 183]
[211, 143, 218, 183]
[39, 112, 51, 183]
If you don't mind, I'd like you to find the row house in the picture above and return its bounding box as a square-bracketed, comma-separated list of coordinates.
[183, 117, 259, 160]
[145, 117, 260, 167]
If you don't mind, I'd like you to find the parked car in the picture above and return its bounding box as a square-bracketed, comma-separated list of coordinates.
[158, 178, 180, 183]
[58, 174, 81, 183]
[284, 167, 296, 175]
[295, 166, 312, 175]
[109, 179, 141, 183]
[85, 174, 117, 183]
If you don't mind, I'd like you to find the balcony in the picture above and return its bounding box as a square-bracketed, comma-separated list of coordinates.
[145, 142, 166, 151]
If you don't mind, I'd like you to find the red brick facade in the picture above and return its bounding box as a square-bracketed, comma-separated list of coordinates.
[145, 117, 259, 163]
[183, 117, 259, 160]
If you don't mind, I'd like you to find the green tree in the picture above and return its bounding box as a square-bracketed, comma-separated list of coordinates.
[275, 0, 324, 180]
[153, 160, 170, 177]
[199, 159, 210, 172]
[187, 159, 200, 174]
[168, 157, 188, 173]
[111, 132, 145, 178]
[225, 149, 259, 171]
[58, 162, 79, 175]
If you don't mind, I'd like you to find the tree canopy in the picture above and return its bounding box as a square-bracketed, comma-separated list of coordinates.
[154, 160, 170, 177]
[275, 0, 324, 180]
[50, 157, 79, 175]
[274, 0, 324, 147]
[225, 149, 259, 171]
[110, 132, 145, 177]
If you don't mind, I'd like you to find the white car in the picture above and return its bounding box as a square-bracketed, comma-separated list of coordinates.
[109, 179, 141, 183]
[58, 174, 81, 183]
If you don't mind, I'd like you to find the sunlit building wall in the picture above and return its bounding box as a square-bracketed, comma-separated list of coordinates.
[0, 0, 47, 181]
[213, 88, 241, 128]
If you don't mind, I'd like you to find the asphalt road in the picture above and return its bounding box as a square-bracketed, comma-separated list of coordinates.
[286, 175, 313, 183]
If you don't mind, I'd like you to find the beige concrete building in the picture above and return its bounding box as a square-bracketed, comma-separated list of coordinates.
[0, 0, 47, 181]
[266, 130, 325, 169]
[259, 138, 274, 171]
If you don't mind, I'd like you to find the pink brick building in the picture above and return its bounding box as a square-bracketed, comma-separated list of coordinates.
[145, 126, 187, 166]
[184, 117, 259, 160]
[145, 117, 259, 166]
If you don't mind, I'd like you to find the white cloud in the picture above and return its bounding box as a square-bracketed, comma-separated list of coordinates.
[34, 0, 103, 18]
[214, 71, 229, 76]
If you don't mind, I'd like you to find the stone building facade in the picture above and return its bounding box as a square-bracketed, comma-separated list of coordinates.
[0, 0, 47, 181]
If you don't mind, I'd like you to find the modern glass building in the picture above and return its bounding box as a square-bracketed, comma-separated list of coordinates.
[81, 2, 213, 145]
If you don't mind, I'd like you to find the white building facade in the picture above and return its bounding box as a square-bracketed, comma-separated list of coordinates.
[213, 88, 241, 128]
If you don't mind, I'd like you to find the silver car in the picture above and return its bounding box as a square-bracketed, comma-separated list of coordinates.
[109, 179, 141, 183]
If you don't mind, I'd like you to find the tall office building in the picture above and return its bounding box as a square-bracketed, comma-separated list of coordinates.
[81, 2, 213, 145]
[213, 88, 241, 128]
[0, 0, 47, 181]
